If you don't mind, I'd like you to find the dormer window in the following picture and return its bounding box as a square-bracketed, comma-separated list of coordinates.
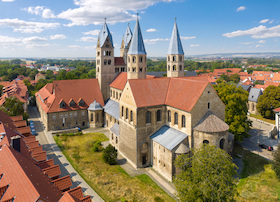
[78, 99, 85, 106]
[69, 99, 76, 107]
[59, 100, 66, 108]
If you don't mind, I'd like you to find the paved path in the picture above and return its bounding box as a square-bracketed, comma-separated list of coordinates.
[28, 106, 104, 202]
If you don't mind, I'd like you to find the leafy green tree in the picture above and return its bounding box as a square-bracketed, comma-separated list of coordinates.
[220, 74, 229, 82]
[214, 83, 251, 141]
[10, 59, 22, 65]
[102, 144, 118, 165]
[175, 145, 237, 201]
[273, 146, 280, 179]
[0, 85, 3, 96]
[229, 73, 240, 83]
[257, 86, 280, 119]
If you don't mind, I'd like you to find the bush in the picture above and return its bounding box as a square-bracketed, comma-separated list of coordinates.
[102, 144, 118, 165]
[92, 140, 102, 152]
[273, 146, 280, 178]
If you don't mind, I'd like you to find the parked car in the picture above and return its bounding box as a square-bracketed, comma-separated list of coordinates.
[259, 144, 273, 151]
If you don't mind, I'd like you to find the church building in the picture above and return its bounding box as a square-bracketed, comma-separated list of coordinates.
[36, 17, 234, 181]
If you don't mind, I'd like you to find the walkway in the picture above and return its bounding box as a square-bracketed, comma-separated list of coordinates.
[28, 106, 104, 202]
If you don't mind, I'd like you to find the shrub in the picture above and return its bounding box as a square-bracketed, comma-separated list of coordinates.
[273, 146, 280, 178]
[92, 140, 102, 152]
[102, 144, 118, 165]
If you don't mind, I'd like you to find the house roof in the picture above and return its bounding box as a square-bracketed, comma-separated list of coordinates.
[52, 175, 72, 191]
[43, 165, 61, 179]
[175, 143, 190, 154]
[36, 79, 104, 113]
[127, 17, 146, 55]
[167, 21, 184, 55]
[128, 76, 210, 112]
[88, 100, 103, 111]
[193, 111, 229, 133]
[248, 88, 262, 102]
[123, 24, 133, 49]
[110, 123, 119, 136]
[99, 21, 113, 48]
[104, 99, 119, 120]
[114, 57, 125, 66]
[274, 107, 280, 112]
[150, 125, 188, 151]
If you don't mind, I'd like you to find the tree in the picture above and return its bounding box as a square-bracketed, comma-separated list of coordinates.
[175, 145, 237, 201]
[214, 83, 251, 141]
[257, 86, 280, 119]
[102, 144, 118, 165]
[273, 146, 280, 179]
[229, 73, 240, 83]
[220, 74, 229, 82]
[0, 97, 28, 119]
[0, 84, 3, 96]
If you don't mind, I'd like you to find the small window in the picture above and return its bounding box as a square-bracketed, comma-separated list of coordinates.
[133, 56, 136, 63]
[208, 102, 210, 109]
[168, 56, 170, 61]
[69, 100, 76, 107]
[52, 115, 56, 120]
[108, 59, 111, 65]
[179, 55, 182, 61]
[97, 52, 100, 56]
[173, 56, 176, 62]
[157, 110, 162, 122]
[69, 112, 72, 118]
[130, 110, 133, 122]
[91, 113, 94, 121]
[81, 111, 85, 116]
[79, 99, 85, 106]
[126, 108, 128, 119]
[179, 65, 182, 71]
[173, 65, 176, 71]
[203, 140, 209, 145]
[182, 115, 186, 128]
[140, 68, 143, 72]
[122, 106, 124, 117]
[133, 68, 136, 72]
[82, 121, 85, 126]
[140, 56, 143, 63]
[60, 114, 63, 119]
[168, 110, 171, 123]
[104, 59, 107, 65]
[146, 111, 151, 124]
[115, 68, 119, 73]
[112, 134, 114, 140]
[168, 65, 170, 71]
[220, 138, 225, 149]
[65, 113, 68, 118]
[174, 112, 178, 125]
[116, 136, 118, 144]
[74, 112, 77, 117]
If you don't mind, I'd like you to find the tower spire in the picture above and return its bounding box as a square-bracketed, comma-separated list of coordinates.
[167, 19, 184, 55]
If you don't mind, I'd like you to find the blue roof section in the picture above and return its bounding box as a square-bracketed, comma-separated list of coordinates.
[123, 24, 133, 49]
[248, 88, 262, 103]
[150, 125, 188, 151]
[99, 22, 114, 48]
[110, 123, 119, 136]
[104, 99, 119, 120]
[167, 21, 184, 55]
[88, 100, 103, 111]
[127, 18, 146, 55]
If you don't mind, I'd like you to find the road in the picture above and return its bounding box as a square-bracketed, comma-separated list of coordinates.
[28, 106, 104, 202]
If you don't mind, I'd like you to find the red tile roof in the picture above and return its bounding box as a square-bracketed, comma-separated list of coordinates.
[10, 115, 23, 122]
[36, 79, 104, 113]
[12, 120, 27, 128]
[110, 72, 155, 90]
[29, 146, 44, 154]
[23, 136, 36, 143]
[128, 76, 210, 112]
[52, 175, 72, 191]
[114, 57, 125, 66]
[31, 151, 47, 162]
[43, 165, 61, 179]
[25, 140, 40, 148]
[59, 192, 82, 202]
[67, 187, 84, 200]
[274, 107, 280, 112]
[36, 159, 55, 169]
[15, 126, 31, 136]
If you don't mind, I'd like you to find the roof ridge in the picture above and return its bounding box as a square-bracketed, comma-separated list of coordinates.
[164, 78, 172, 104]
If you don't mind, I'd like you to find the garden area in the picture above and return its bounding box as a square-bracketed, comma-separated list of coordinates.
[233, 143, 280, 201]
[54, 132, 174, 202]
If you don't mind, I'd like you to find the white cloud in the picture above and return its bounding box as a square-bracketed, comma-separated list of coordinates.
[68, 45, 81, 49]
[0, 35, 21, 43]
[2, 0, 14, 2]
[24, 6, 56, 18]
[50, 34, 66, 40]
[83, 30, 100, 36]
[181, 36, 196, 40]
[255, 44, 263, 48]
[0, 18, 59, 33]
[189, 44, 200, 47]
[57, 0, 175, 26]
[144, 38, 169, 44]
[260, 19, 269, 24]
[258, 40, 266, 44]
[146, 28, 157, 32]
[223, 25, 280, 39]
[22, 36, 47, 43]
[236, 6, 246, 12]
[240, 42, 254, 45]
[269, 19, 274, 24]
[78, 37, 97, 42]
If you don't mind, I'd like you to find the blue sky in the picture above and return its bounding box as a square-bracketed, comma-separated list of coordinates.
[0, 0, 280, 58]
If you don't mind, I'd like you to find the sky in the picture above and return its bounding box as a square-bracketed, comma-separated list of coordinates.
[0, 0, 280, 58]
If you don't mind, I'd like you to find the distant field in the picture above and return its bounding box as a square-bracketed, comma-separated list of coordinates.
[54, 132, 175, 202]
[234, 143, 280, 201]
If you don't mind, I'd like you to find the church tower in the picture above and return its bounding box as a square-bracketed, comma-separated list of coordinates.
[120, 24, 133, 65]
[96, 19, 115, 101]
[127, 15, 147, 80]
[167, 19, 184, 77]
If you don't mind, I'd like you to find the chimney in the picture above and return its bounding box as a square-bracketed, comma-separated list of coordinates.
[11, 135, 21, 152]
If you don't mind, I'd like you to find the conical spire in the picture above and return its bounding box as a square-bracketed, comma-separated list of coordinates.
[123, 23, 133, 49]
[99, 18, 114, 48]
[127, 15, 146, 55]
[167, 19, 184, 55]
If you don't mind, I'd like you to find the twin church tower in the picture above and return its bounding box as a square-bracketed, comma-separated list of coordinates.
[96, 17, 185, 100]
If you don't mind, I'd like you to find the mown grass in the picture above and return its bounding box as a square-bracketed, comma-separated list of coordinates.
[54, 132, 175, 202]
[234, 143, 280, 201]
[250, 114, 275, 125]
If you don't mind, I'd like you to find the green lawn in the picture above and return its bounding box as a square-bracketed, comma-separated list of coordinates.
[250, 114, 275, 125]
[234, 143, 280, 201]
[54, 132, 175, 202]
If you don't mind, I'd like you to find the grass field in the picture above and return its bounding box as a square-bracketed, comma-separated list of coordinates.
[54, 132, 175, 202]
[234, 143, 280, 201]
[250, 114, 275, 125]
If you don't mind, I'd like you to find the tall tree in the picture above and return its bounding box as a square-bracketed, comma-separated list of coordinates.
[214, 83, 251, 141]
[0, 84, 3, 96]
[175, 145, 237, 201]
[257, 86, 280, 119]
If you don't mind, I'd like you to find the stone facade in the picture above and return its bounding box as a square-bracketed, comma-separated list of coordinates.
[248, 101, 258, 115]
[127, 55, 147, 80]
[167, 54, 184, 78]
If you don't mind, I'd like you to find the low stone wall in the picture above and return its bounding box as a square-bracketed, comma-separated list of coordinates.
[51, 127, 80, 135]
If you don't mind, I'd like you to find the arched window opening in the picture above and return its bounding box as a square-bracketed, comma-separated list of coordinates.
[157, 110, 162, 122]
[182, 115, 186, 128]
[168, 56, 170, 61]
[146, 111, 151, 124]
[104, 59, 107, 65]
[116, 136, 118, 144]
[97, 67, 99, 72]
[112, 134, 114, 140]
[173, 65, 176, 71]
[203, 140, 209, 145]
[133, 56, 136, 63]
[122, 106, 124, 117]
[179, 55, 182, 61]
[208, 102, 210, 109]
[179, 65, 182, 71]
[126, 108, 128, 119]
[128, 56, 130, 63]
[174, 112, 178, 125]
[168, 65, 170, 71]
[108, 59, 111, 65]
[173, 56, 176, 62]
[220, 138, 225, 149]
[109, 51, 111, 56]
[140, 56, 143, 63]
[130, 110, 133, 122]
[168, 110, 171, 123]
[91, 113, 93, 122]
